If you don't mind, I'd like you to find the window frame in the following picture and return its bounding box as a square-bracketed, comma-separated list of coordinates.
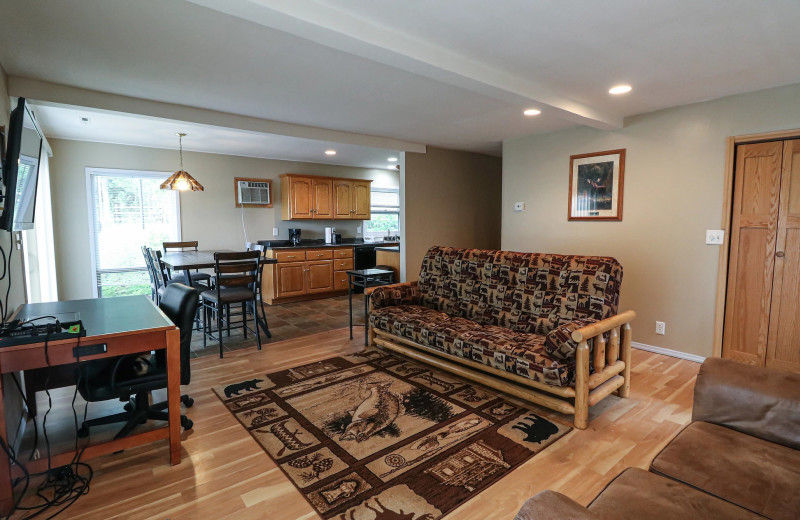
[364, 186, 400, 239]
[85, 167, 182, 298]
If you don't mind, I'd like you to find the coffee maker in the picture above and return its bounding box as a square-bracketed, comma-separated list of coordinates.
[288, 228, 302, 246]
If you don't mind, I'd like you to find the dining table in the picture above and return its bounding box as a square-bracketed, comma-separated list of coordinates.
[160, 250, 277, 338]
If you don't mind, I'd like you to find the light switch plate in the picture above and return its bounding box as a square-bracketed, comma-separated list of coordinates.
[357, 226, 362, 234]
[272, 227, 279, 237]
[514, 202, 526, 212]
[706, 230, 724, 245]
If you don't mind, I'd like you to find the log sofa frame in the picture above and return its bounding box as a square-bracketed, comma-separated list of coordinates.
[367, 284, 635, 429]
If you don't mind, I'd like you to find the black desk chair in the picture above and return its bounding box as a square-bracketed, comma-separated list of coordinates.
[201, 251, 262, 358]
[75, 283, 198, 439]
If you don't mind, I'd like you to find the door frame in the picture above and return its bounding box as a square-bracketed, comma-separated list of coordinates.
[712, 128, 800, 357]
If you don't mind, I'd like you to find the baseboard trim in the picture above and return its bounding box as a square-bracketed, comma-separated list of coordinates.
[632, 342, 706, 363]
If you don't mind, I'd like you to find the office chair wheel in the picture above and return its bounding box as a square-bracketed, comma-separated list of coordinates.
[182, 396, 194, 408]
[181, 417, 193, 431]
[77, 424, 89, 438]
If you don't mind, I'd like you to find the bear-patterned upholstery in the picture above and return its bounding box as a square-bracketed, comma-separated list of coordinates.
[369, 246, 623, 387]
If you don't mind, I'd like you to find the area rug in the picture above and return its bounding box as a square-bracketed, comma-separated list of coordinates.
[212, 349, 571, 519]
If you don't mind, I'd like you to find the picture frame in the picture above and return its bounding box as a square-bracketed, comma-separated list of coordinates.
[568, 149, 625, 221]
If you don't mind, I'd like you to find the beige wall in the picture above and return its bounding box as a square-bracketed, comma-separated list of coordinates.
[502, 82, 800, 358]
[404, 146, 502, 280]
[49, 139, 398, 300]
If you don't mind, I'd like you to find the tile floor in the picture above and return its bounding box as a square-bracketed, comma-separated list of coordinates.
[190, 294, 367, 357]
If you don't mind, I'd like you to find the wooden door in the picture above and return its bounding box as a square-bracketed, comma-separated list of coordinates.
[276, 262, 306, 297]
[722, 141, 783, 366]
[289, 177, 313, 219]
[352, 181, 371, 219]
[333, 180, 353, 219]
[766, 139, 800, 372]
[307, 260, 333, 293]
[312, 179, 333, 219]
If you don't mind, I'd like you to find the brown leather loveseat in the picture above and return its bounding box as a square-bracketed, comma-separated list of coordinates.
[515, 358, 800, 519]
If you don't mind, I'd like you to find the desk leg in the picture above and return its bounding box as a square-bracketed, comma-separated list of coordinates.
[0, 375, 13, 515]
[348, 278, 353, 340]
[166, 328, 182, 465]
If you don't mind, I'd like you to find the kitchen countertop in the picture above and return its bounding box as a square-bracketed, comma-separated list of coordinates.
[375, 246, 400, 253]
[257, 239, 400, 250]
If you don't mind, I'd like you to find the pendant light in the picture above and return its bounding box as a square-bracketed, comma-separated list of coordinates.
[160, 133, 204, 191]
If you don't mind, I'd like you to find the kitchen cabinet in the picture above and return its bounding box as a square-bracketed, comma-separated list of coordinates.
[263, 246, 353, 303]
[281, 174, 371, 221]
[276, 262, 306, 298]
[352, 181, 371, 219]
[311, 178, 333, 219]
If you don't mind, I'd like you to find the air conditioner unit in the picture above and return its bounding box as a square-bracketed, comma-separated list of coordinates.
[238, 180, 270, 205]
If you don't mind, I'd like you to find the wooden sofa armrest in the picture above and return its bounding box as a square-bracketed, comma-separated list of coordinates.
[515, 491, 599, 520]
[692, 357, 800, 450]
[570, 310, 637, 343]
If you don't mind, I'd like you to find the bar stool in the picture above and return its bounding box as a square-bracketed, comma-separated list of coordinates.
[347, 268, 394, 346]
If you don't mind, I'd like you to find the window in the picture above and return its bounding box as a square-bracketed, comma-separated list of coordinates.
[364, 187, 399, 240]
[87, 169, 181, 297]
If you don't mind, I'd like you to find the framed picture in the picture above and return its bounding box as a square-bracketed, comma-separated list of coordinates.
[568, 149, 625, 221]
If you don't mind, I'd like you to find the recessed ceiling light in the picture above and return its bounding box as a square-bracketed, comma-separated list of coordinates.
[609, 85, 632, 95]
[523, 108, 541, 116]
[325, 150, 337, 156]
[387, 157, 398, 162]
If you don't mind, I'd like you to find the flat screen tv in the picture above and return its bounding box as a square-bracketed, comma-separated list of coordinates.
[0, 97, 44, 231]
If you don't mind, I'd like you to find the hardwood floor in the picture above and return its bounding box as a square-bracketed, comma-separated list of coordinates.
[12, 329, 699, 519]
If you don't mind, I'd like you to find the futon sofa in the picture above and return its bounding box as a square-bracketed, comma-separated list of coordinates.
[367, 246, 636, 428]
[515, 358, 800, 519]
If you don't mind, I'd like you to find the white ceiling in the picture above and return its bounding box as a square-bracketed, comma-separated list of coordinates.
[1, 0, 799, 158]
[31, 104, 402, 170]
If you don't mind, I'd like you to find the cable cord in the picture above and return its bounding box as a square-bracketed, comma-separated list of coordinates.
[1, 335, 93, 519]
[240, 204, 248, 244]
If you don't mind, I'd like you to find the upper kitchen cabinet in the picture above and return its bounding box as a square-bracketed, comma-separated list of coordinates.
[311, 178, 333, 219]
[352, 181, 371, 219]
[281, 174, 372, 221]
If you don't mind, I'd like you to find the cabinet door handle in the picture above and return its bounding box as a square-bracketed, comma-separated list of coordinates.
[317, 253, 324, 257]
[776, 251, 785, 258]
[287, 255, 295, 259]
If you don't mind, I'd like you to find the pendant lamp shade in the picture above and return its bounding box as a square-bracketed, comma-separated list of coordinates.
[160, 170, 204, 191]
[161, 133, 204, 191]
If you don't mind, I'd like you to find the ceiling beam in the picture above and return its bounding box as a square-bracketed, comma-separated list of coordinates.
[8, 77, 427, 153]
[188, 0, 623, 130]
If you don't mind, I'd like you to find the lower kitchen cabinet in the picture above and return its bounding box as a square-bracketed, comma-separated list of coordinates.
[263, 246, 353, 303]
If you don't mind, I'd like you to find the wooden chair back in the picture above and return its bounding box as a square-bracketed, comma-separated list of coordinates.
[163, 241, 199, 252]
[149, 248, 171, 289]
[213, 251, 261, 290]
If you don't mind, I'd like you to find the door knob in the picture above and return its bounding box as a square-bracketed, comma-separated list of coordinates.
[776, 251, 785, 258]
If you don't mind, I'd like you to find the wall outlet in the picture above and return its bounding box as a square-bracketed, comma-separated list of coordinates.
[655, 321, 666, 335]
[272, 227, 279, 237]
[705, 230, 724, 245]
[514, 202, 526, 212]
[357, 226, 362, 234]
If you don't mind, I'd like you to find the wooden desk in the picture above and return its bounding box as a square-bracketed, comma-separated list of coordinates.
[0, 296, 181, 514]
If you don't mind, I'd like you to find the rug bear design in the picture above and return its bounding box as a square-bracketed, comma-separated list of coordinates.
[224, 378, 264, 398]
[511, 415, 559, 444]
